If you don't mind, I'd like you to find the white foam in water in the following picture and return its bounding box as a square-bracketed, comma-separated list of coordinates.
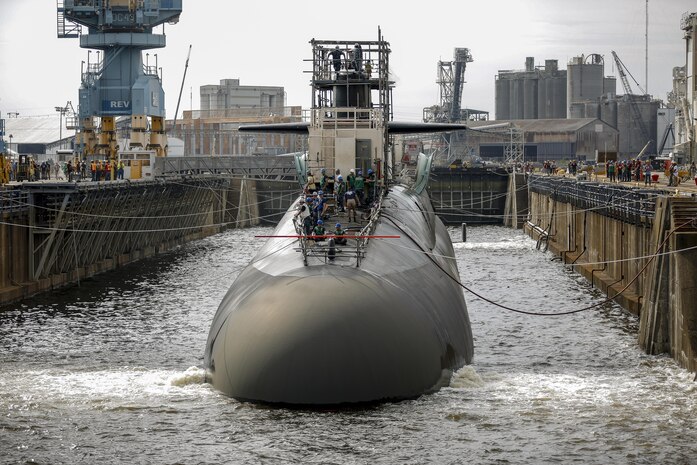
[12, 366, 210, 405]
[168, 366, 208, 387]
[449, 366, 485, 389]
[454, 239, 533, 251]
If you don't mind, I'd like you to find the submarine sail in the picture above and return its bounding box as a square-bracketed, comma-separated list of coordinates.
[204, 31, 473, 405]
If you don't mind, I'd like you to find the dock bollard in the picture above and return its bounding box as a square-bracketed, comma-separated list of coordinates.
[461, 223, 467, 242]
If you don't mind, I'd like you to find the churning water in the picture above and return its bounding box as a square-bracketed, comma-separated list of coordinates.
[1, 226, 696, 464]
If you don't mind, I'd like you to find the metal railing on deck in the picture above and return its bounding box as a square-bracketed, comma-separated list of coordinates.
[295, 192, 383, 267]
[312, 107, 382, 130]
[529, 175, 657, 225]
[154, 155, 298, 180]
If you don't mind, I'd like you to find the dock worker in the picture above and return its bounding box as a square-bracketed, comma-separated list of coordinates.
[668, 162, 678, 186]
[644, 162, 652, 186]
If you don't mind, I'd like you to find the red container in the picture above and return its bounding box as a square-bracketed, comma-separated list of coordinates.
[652, 174, 659, 183]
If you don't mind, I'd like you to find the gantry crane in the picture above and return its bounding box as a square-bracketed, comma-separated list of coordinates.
[423, 48, 473, 123]
[611, 51, 652, 152]
[57, 0, 182, 173]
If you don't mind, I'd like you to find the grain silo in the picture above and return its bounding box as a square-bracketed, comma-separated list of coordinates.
[495, 58, 567, 120]
[566, 54, 608, 118]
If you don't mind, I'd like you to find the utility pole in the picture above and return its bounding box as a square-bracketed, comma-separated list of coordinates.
[55, 105, 69, 148]
[645, 0, 649, 95]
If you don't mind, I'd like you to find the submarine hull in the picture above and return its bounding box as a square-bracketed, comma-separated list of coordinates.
[204, 186, 473, 405]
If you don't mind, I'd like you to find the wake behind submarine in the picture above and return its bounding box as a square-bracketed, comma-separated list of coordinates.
[204, 32, 473, 405]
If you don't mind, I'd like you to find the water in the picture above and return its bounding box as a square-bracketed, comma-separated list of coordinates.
[1, 226, 696, 464]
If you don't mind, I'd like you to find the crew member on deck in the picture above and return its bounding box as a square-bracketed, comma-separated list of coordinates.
[334, 223, 347, 245]
[327, 46, 344, 78]
[306, 171, 317, 193]
[335, 175, 346, 212]
[365, 168, 376, 204]
[313, 219, 326, 242]
[294, 198, 312, 236]
[345, 188, 357, 223]
[352, 44, 363, 73]
[354, 170, 365, 205]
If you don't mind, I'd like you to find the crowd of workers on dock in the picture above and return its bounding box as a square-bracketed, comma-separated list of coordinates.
[2, 157, 126, 183]
[539, 158, 697, 187]
[294, 167, 378, 243]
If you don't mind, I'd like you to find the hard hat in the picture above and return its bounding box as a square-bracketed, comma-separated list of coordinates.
[357, 169, 362, 175]
[336, 223, 341, 228]
[299, 199, 305, 203]
[337, 175, 343, 180]
[318, 190, 323, 195]
[368, 169, 373, 174]
[306, 197, 312, 202]
[350, 169, 355, 173]
[317, 219, 323, 225]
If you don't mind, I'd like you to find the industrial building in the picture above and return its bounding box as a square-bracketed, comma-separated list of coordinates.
[2, 114, 74, 161]
[465, 118, 619, 162]
[495, 54, 662, 158]
[169, 79, 304, 156]
[570, 95, 659, 157]
[200, 79, 286, 112]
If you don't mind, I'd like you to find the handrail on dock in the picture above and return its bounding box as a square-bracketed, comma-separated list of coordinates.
[525, 221, 550, 252]
[529, 175, 657, 226]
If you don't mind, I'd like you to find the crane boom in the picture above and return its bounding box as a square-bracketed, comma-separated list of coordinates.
[173, 44, 193, 130]
[610, 51, 651, 151]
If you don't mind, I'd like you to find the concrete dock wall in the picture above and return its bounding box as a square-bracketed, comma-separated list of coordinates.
[0, 176, 296, 306]
[526, 176, 697, 372]
[527, 189, 648, 314]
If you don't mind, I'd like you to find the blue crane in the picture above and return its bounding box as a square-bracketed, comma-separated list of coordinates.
[57, 0, 182, 168]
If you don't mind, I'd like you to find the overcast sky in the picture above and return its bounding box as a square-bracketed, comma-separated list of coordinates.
[0, 0, 695, 122]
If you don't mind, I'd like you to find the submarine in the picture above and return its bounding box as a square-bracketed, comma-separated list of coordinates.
[204, 32, 474, 405]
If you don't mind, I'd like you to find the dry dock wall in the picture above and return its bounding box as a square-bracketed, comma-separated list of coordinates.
[523, 176, 697, 372]
[0, 177, 295, 306]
